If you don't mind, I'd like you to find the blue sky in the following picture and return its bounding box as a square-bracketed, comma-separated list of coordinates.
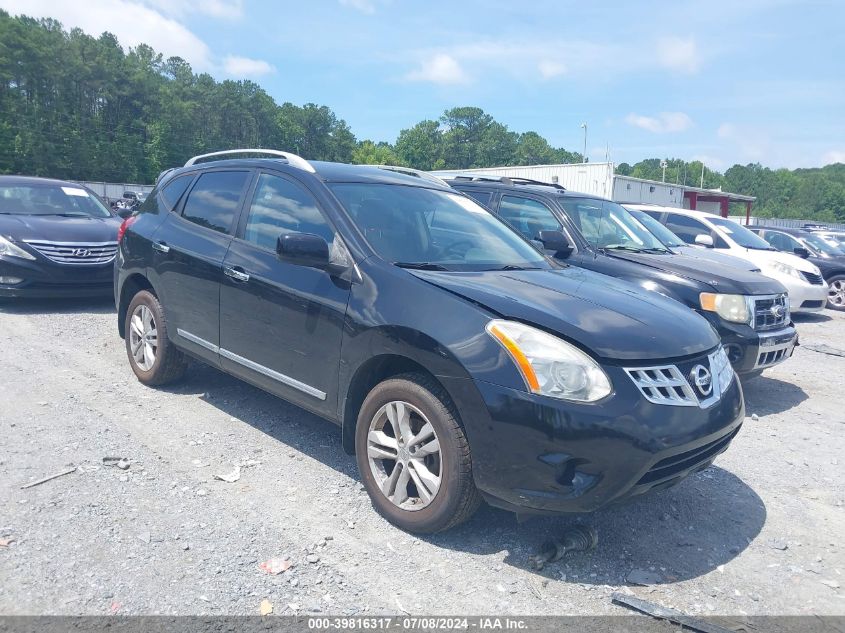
[2, 0, 844, 169]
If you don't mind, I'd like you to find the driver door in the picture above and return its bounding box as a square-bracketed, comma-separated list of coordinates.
[218, 171, 351, 417]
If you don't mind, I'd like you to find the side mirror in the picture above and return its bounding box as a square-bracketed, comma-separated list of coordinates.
[694, 234, 714, 248]
[538, 230, 574, 258]
[276, 233, 330, 268]
[793, 247, 811, 259]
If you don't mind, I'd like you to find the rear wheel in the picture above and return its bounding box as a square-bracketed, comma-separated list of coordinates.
[827, 275, 845, 311]
[124, 290, 186, 385]
[355, 374, 481, 533]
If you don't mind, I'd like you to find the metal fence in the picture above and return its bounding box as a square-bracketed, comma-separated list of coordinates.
[77, 181, 154, 203]
[728, 216, 845, 230]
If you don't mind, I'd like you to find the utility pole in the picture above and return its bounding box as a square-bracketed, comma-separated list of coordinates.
[580, 122, 587, 163]
[660, 159, 667, 183]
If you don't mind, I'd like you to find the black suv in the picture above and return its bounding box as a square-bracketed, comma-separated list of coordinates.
[447, 176, 796, 378]
[751, 226, 845, 311]
[115, 150, 743, 533]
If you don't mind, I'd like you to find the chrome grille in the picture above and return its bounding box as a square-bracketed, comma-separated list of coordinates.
[800, 270, 824, 285]
[753, 294, 789, 331]
[24, 240, 117, 265]
[626, 347, 734, 409]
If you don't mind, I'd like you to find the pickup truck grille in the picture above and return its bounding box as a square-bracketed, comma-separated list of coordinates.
[24, 240, 118, 265]
[753, 294, 789, 331]
[800, 270, 825, 285]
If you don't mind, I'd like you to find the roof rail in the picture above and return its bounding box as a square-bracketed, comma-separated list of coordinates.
[373, 165, 449, 187]
[184, 149, 316, 173]
[437, 173, 565, 190]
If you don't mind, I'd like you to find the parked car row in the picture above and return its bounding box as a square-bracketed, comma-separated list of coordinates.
[0, 151, 833, 535]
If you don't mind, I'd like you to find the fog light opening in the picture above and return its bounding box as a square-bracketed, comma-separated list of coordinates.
[725, 344, 742, 363]
[0, 276, 24, 285]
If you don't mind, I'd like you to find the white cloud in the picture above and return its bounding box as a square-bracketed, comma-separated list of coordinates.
[0, 0, 215, 70]
[822, 150, 845, 165]
[223, 55, 275, 77]
[656, 36, 701, 73]
[538, 60, 566, 79]
[405, 54, 469, 85]
[339, 0, 376, 13]
[717, 123, 736, 139]
[626, 112, 693, 134]
[143, 0, 243, 19]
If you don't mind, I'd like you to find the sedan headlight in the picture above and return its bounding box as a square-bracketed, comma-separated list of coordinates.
[486, 319, 611, 402]
[0, 235, 35, 260]
[699, 293, 752, 324]
[766, 260, 805, 281]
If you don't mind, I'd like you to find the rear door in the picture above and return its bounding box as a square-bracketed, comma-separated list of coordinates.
[218, 171, 350, 417]
[151, 169, 252, 364]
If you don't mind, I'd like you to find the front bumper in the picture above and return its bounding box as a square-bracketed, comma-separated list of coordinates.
[787, 280, 828, 312]
[711, 316, 797, 375]
[441, 358, 744, 515]
[0, 255, 113, 298]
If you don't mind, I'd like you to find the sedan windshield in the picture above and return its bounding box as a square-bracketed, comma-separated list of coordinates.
[709, 216, 774, 250]
[802, 232, 845, 256]
[0, 184, 111, 218]
[328, 183, 550, 271]
[628, 209, 685, 248]
[559, 198, 669, 252]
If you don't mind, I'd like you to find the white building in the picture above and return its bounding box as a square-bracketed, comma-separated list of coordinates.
[434, 162, 756, 219]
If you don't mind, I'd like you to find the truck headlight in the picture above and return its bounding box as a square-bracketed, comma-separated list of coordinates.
[699, 293, 752, 324]
[486, 319, 611, 402]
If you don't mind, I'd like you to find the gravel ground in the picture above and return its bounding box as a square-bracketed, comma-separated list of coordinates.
[0, 298, 843, 618]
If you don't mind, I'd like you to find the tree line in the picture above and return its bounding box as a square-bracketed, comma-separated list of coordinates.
[1, 11, 843, 221]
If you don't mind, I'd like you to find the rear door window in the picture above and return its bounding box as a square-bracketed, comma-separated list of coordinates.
[181, 171, 250, 234]
[463, 190, 492, 208]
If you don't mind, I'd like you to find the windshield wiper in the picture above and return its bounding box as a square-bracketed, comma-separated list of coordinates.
[603, 245, 645, 253]
[393, 261, 450, 271]
[640, 247, 670, 254]
[486, 264, 543, 271]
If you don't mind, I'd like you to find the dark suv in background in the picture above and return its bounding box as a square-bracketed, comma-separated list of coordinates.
[750, 226, 845, 311]
[115, 150, 745, 533]
[446, 176, 796, 378]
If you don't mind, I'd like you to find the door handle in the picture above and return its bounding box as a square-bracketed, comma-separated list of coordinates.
[152, 241, 170, 254]
[223, 266, 250, 282]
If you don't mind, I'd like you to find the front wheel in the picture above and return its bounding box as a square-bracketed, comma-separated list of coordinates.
[827, 275, 845, 311]
[355, 374, 481, 533]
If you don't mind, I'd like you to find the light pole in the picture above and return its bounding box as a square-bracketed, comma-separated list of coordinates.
[580, 122, 587, 163]
[660, 159, 668, 183]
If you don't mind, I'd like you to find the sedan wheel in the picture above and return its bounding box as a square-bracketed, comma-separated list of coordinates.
[828, 277, 845, 311]
[367, 400, 442, 510]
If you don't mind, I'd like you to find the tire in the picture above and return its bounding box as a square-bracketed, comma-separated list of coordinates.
[826, 275, 845, 311]
[124, 289, 187, 386]
[355, 373, 481, 533]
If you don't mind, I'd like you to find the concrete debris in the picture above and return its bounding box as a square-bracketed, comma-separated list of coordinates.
[213, 466, 241, 483]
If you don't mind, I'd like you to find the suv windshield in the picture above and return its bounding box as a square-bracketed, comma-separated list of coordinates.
[709, 216, 774, 250]
[628, 209, 685, 248]
[802, 232, 845, 256]
[329, 183, 549, 271]
[0, 184, 111, 218]
[560, 198, 669, 252]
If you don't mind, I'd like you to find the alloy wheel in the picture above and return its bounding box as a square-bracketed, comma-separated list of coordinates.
[129, 304, 158, 371]
[829, 279, 845, 308]
[366, 400, 442, 511]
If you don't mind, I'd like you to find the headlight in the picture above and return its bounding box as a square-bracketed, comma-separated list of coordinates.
[766, 260, 805, 281]
[0, 235, 35, 260]
[699, 293, 752, 324]
[486, 319, 612, 402]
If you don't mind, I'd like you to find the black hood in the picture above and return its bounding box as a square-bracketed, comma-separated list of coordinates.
[0, 213, 121, 243]
[411, 267, 720, 362]
[605, 250, 787, 295]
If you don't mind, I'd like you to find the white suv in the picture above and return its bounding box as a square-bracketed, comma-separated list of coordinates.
[629, 205, 829, 314]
